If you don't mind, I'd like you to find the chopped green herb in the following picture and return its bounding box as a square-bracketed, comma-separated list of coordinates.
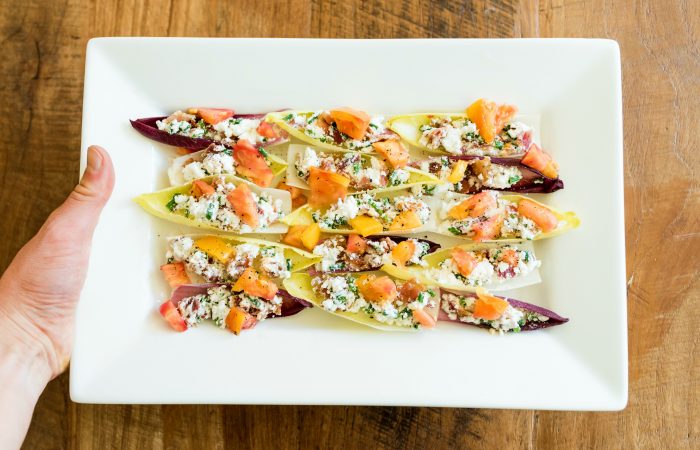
[205, 202, 216, 220]
[448, 226, 461, 235]
[507, 174, 522, 185]
[258, 147, 269, 158]
[282, 113, 294, 121]
[166, 195, 178, 211]
[493, 140, 504, 150]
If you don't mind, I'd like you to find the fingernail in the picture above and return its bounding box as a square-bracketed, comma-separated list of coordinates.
[87, 145, 103, 172]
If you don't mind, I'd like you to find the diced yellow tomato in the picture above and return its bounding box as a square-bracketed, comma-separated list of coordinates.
[398, 279, 425, 302]
[277, 180, 307, 209]
[448, 192, 496, 219]
[447, 160, 469, 183]
[412, 309, 436, 328]
[226, 183, 259, 228]
[348, 215, 383, 237]
[256, 121, 278, 139]
[466, 99, 517, 144]
[308, 167, 350, 208]
[472, 214, 504, 242]
[191, 108, 234, 125]
[517, 198, 559, 232]
[233, 140, 274, 187]
[191, 179, 215, 198]
[329, 107, 371, 140]
[232, 267, 278, 300]
[346, 234, 367, 254]
[521, 143, 558, 179]
[282, 225, 307, 249]
[473, 289, 509, 320]
[357, 274, 398, 304]
[159, 300, 188, 332]
[388, 210, 422, 231]
[451, 248, 478, 277]
[372, 140, 410, 168]
[194, 236, 234, 263]
[391, 240, 416, 266]
[225, 307, 257, 335]
[160, 262, 191, 288]
[301, 223, 321, 251]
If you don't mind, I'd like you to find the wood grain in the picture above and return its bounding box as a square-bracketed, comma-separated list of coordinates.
[0, 0, 697, 449]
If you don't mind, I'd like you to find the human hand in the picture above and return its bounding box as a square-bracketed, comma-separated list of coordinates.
[0, 145, 114, 449]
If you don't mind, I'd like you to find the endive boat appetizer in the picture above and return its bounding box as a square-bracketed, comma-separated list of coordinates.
[168, 142, 287, 188]
[267, 108, 400, 152]
[287, 144, 439, 196]
[162, 235, 320, 285]
[439, 289, 569, 334]
[283, 272, 439, 331]
[282, 190, 434, 236]
[131, 108, 288, 151]
[158, 283, 310, 333]
[309, 235, 439, 272]
[135, 175, 290, 233]
[433, 191, 579, 241]
[412, 155, 563, 195]
[382, 242, 541, 292]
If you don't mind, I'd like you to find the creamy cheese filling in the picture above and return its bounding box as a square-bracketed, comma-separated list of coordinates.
[418, 117, 530, 157]
[312, 236, 430, 272]
[314, 193, 431, 230]
[156, 112, 272, 146]
[282, 111, 390, 151]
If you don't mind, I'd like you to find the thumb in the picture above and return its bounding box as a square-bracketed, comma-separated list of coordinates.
[49, 145, 115, 235]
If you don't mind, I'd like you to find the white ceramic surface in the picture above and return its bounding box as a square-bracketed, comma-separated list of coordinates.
[72, 38, 626, 410]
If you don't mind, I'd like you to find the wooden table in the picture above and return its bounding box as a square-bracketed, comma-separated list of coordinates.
[1, 1, 697, 448]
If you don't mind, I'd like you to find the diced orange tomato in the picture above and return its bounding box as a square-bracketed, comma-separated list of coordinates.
[447, 160, 469, 183]
[521, 143, 558, 179]
[277, 180, 307, 209]
[226, 183, 259, 228]
[472, 214, 504, 242]
[192, 108, 234, 125]
[233, 140, 274, 187]
[448, 192, 496, 219]
[282, 225, 307, 248]
[500, 248, 519, 266]
[412, 309, 436, 328]
[451, 248, 478, 277]
[225, 307, 257, 335]
[256, 121, 278, 139]
[517, 198, 559, 233]
[473, 289, 509, 320]
[308, 167, 350, 208]
[391, 240, 416, 266]
[194, 236, 234, 263]
[232, 267, 278, 300]
[372, 140, 410, 168]
[329, 107, 371, 140]
[191, 179, 215, 198]
[398, 279, 425, 302]
[388, 210, 422, 231]
[346, 234, 367, 254]
[466, 99, 517, 144]
[300, 223, 321, 251]
[348, 215, 383, 237]
[357, 274, 398, 304]
[160, 262, 191, 289]
[159, 300, 188, 332]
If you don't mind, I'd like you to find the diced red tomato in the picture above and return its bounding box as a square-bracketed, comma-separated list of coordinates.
[521, 143, 558, 179]
[466, 99, 517, 144]
[329, 107, 371, 140]
[256, 121, 278, 139]
[473, 290, 509, 320]
[233, 140, 274, 187]
[451, 248, 478, 277]
[472, 214, 504, 242]
[232, 267, 278, 300]
[191, 180, 215, 198]
[500, 249, 519, 266]
[517, 198, 559, 232]
[372, 140, 410, 168]
[225, 307, 257, 335]
[194, 108, 234, 125]
[226, 183, 259, 228]
[357, 274, 398, 304]
[412, 309, 436, 328]
[308, 167, 350, 208]
[398, 279, 425, 302]
[448, 192, 496, 219]
[391, 240, 416, 266]
[346, 234, 367, 254]
[159, 300, 188, 332]
[160, 262, 191, 288]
